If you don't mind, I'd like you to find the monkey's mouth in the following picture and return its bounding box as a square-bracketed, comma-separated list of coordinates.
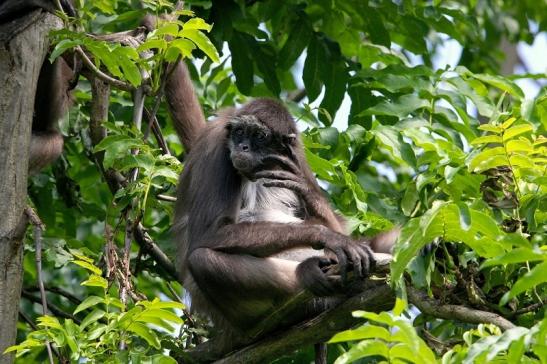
[231, 152, 255, 175]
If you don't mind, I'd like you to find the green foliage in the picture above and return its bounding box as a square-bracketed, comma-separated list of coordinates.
[6, 256, 183, 363]
[443, 322, 547, 363]
[12, 0, 547, 363]
[330, 300, 437, 364]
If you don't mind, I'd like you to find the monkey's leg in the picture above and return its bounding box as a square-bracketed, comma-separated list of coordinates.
[188, 248, 303, 328]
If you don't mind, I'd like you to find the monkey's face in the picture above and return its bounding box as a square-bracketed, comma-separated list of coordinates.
[227, 116, 291, 179]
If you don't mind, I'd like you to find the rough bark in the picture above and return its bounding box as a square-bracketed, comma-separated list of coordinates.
[0, 11, 62, 363]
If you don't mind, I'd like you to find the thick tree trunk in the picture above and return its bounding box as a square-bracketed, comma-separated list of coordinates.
[0, 12, 61, 363]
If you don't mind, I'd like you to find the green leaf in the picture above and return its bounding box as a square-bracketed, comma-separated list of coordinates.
[505, 139, 533, 153]
[501, 117, 517, 129]
[468, 147, 506, 172]
[72, 260, 102, 275]
[165, 39, 195, 62]
[94, 135, 146, 169]
[303, 35, 325, 102]
[478, 124, 503, 134]
[456, 202, 471, 231]
[470, 135, 503, 145]
[401, 182, 418, 216]
[503, 124, 533, 141]
[49, 39, 82, 62]
[334, 340, 389, 364]
[228, 32, 253, 95]
[74, 296, 104, 314]
[154, 23, 180, 37]
[319, 61, 348, 125]
[87, 324, 107, 340]
[330, 324, 390, 343]
[183, 17, 213, 32]
[252, 44, 281, 96]
[81, 274, 108, 289]
[137, 309, 183, 325]
[126, 322, 161, 349]
[180, 29, 220, 63]
[501, 261, 547, 305]
[137, 39, 167, 52]
[115, 48, 142, 87]
[4, 339, 43, 353]
[278, 16, 312, 69]
[37, 316, 63, 329]
[361, 94, 430, 118]
[447, 76, 494, 117]
[139, 299, 185, 310]
[80, 309, 106, 330]
[471, 74, 525, 99]
[480, 248, 546, 268]
[304, 149, 337, 181]
[364, 7, 390, 47]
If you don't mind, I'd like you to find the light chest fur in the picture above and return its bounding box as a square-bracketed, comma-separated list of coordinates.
[238, 180, 323, 262]
[238, 180, 303, 224]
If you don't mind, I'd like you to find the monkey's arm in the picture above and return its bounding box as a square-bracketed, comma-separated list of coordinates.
[192, 221, 373, 280]
[254, 155, 345, 233]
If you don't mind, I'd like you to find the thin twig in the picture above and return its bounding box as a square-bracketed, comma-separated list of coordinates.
[19, 310, 38, 330]
[24, 207, 54, 364]
[144, 107, 171, 155]
[75, 46, 134, 91]
[407, 287, 516, 331]
[157, 194, 177, 202]
[511, 302, 545, 317]
[133, 223, 179, 280]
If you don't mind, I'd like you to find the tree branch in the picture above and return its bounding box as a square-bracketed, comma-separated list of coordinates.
[75, 46, 134, 91]
[407, 287, 516, 331]
[133, 224, 179, 280]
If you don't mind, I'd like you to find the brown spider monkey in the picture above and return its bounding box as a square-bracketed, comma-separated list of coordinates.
[165, 60, 399, 350]
[0, 0, 77, 174]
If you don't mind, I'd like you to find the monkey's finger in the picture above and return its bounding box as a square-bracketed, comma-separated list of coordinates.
[331, 247, 348, 284]
[347, 246, 363, 278]
[262, 180, 305, 194]
[261, 155, 300, 173]
[357, 244, 375, 275]
[255, 170, 299, 182]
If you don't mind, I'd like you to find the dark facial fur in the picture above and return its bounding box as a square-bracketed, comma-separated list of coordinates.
[227, 115, 294, 179]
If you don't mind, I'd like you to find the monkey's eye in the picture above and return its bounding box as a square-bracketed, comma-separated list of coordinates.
[256, 131, 268, 142]
[234, 128, 244, 137]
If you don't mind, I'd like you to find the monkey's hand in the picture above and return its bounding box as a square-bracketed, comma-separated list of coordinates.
[321, 235, 376, 284]
[296, 257, 343, 296]
[254, 168, 330, 220]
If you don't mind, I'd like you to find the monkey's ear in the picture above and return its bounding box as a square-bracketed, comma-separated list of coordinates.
[283, 133, 297, 145]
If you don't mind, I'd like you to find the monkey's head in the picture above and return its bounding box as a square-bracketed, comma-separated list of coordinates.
[227, 101, 298, 180]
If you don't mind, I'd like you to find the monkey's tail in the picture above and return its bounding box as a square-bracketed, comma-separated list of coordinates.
[164, 61, 206, 152]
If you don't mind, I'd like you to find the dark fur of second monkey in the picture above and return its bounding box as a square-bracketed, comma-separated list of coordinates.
[0, 0, 76, 174]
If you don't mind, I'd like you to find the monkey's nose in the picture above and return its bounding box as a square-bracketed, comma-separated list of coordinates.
[240, 143, 249, 151]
